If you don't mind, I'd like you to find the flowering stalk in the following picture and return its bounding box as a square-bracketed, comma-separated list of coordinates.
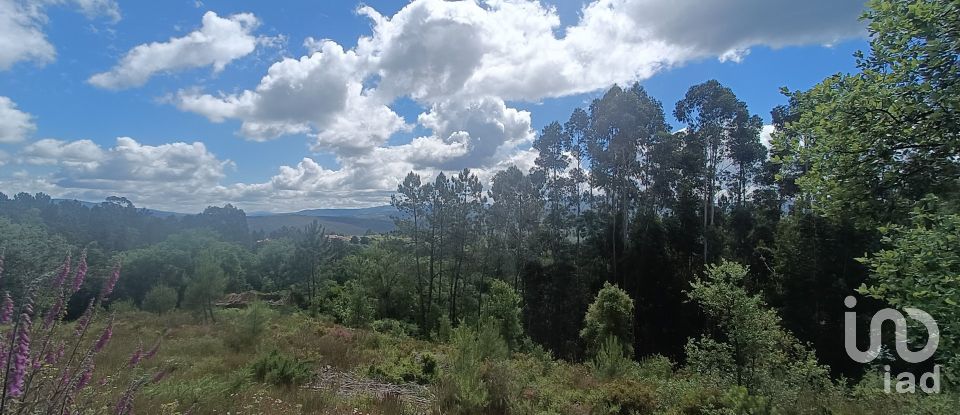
[53, 254, 71, 291]
[72, 250, 88, 293]
[1, 298, 33, 408]
[0, 293, 12, 325]
[100, 262, 121, 300]
[94, 319, 113, 352]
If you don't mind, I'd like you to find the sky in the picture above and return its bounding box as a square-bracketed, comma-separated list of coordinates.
[0, 0, 868, 213]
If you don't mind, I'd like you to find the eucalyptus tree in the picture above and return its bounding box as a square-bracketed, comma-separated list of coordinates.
[675, 80, 755, 261]
[532, 121, 572, 254]
[586, 83, 669, 281]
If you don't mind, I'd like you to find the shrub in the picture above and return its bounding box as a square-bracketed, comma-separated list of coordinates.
[142, 284, 178, 315]
[595, 379, 658, 415]
[333, 280, 376, 328]
[371, 318, 417, 338]
[224, 301, 274, 352]
[685, 260, 831, 400]
[440, 321, 512, 413]
[481, 279, 523, 350]
[250, 350, 311, 387]
[581, 282, 635, 358]
[591, 336, 634, 380]
[367, 352, 438, 385]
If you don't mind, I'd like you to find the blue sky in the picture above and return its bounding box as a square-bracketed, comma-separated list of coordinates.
[0, 0, 867, 212]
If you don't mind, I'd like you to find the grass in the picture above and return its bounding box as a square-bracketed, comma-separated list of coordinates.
[74, 308, 959, 415]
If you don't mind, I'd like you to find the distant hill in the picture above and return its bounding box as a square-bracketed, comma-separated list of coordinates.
[247, 214, 395, 236]
[52, 198, 397, 236]
[247, 205, 397, 235]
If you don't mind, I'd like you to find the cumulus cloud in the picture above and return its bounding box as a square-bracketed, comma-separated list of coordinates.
[610, 0, 865, 58]
[14, 0, 866, 210]
[0, 0, 120, 70]
[0, 96, 36, 143]
[11, 137, 233, 208]
[89, 11, 262, 89]
[0, 0, 56, 70]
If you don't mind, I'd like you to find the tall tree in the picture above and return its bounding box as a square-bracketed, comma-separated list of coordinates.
[675, 80, 755, 261]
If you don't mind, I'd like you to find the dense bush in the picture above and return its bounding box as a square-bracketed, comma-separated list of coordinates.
[250, 350, 311, 386]
[581, 282, 635, 358]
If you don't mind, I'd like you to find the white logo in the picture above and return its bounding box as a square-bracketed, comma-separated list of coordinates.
[843, 296, 941, 393]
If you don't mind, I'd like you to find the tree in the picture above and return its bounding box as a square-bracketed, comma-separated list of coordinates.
[782, 0, 960, 226]
[334, 280, 376, 328]
[675, 80, 757, 261]
[858, 196, 959, 382]
[580, 282, 634, 357]
[392, 172, 429, 330]
[686, 261, 829, 395]
[142, 284, 177, 315]
[480, 280, 523, 351]
[183, 251, 227, 323]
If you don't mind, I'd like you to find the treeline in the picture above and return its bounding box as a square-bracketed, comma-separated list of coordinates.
[382, 80, 874, 375]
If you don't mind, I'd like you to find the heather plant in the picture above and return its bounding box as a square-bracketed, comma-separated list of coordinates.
[0, 253, 162, 414]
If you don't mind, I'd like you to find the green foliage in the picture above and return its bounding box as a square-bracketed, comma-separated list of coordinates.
[224, 302, 275, 352]
[370, 318, 417, 338]
[183, 249, 228, 322]
[780, 0, 960, 225]
[481, 279, 524, 351]
[440, 321, 512, 413]
[686, 260, 830, 400]
[249, 350, 311, 387]
[367, 352, 438, 385]
[333, 280, 376, 328]
[142, 284, 178, 315]
[591, 336, 634, 380]
[594, 379, 658, 415]
[581, 282, 635, 357]
[672, 385, 775, 415]
[858, 196, 960, 381]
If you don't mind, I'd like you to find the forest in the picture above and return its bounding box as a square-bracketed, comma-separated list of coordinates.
[0, 0, 957, 413]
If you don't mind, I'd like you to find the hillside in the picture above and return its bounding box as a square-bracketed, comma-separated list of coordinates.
[247, 213, 396, 236]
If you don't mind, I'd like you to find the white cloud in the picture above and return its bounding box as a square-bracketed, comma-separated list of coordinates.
[177, 39, 409, 154]
[166, 0, 866, 209]
[88, 11, 262, 89]
[610, 0, 865, 58]
[0, 96, 35, 143]
[6, 0, 862, 211]
[760, 124, 776, 149]
[66, 0, 121, 22]
[0, 0, 121, 70]
[0, 0, 55, 70]
[10, 137, 233, 208]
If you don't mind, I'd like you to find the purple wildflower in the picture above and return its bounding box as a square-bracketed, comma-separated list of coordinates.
[7, 312, 33, 397]
[100, 262, 121, 299]
[1, 292, 13, 324]
[72, 251, 88, 293]
[143, 340, 160, 360]
[128, 342, 143, 367]
[74, 300, 94, 336]
[45, 341, 65, 365]
[53, 253, 71, 290]
[42, 296, 64, 330]
[75, 363, 94, 390]
[114, 388, 135, 415]
[94, 320, 113, 352]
